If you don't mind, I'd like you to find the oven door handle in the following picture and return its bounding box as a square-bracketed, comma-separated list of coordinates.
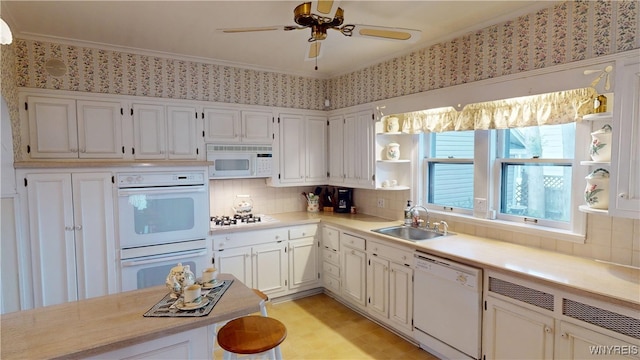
[118, 186, 206, 197]
[121, 249, 207, 267]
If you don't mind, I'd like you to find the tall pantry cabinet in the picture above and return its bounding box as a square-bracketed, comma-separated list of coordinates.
[22, 171, 117, 307]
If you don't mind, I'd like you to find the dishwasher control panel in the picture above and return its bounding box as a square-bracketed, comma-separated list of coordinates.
[414, 252, 481, 290]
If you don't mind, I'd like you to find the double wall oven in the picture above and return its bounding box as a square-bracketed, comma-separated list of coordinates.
[117, 170, 211, 291]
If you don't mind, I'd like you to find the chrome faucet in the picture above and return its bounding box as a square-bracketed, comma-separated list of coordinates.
[409, 205, 429, 228]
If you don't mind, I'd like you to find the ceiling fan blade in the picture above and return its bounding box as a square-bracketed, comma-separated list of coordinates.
[305, 41, 323, 61]
[217, 26, 290, 34]
[345, 24, 422, 43]
[311, 0, 341, 18]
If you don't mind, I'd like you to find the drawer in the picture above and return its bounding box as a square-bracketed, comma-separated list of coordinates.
[322, 225, 340, 251]
[323, 274, 340, 294]
[342, 232, 365, 250]
[289, 224, 318, 240]
[368, 240, 412, 265]
[323, 261, 340, 278]
[322, 248, 340, 265]
[212, 228, 288, 250]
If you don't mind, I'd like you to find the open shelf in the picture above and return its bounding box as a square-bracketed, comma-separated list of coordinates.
[583, 112, 613, 121]
[580, 160, 610, 166]
[578, 205, 609, 215]
[377, 159, 410, 163]
[375, 185, 410, 191]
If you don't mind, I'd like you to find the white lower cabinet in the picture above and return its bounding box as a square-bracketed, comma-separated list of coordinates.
[321, 225, 341, 294]
[22, 171, 117, 308]
[556, 321, 639, 359]
[367, 240, 413, 336]
[86, 326, 211, 360]
[213, 225, 319, 298]
[483, 295, 555, 360]
[341, 232, 367, 309]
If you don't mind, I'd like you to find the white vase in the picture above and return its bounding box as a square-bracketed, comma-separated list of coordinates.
[386, 117, 400, 132]
[590, 124, 612, 162]
[386, 143, 400, 160]
[584, 168, 610, 209]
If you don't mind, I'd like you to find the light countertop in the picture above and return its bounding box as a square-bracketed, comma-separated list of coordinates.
[212, 212, 640, 308]
[0, 274, 261, 360]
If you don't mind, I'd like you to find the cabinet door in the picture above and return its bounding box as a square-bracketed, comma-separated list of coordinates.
[214, 248, 252, 287]
[242, 111, 272, 144]
[556, 320, 639, 359]
[611, 58, 640, 218]
[253, 242, 287, 295]
[389, 262, 413, 331]
[167, 105, 198, 160]
[367, 256, 389, 318]
[26, 173, 78, 306]
[328, 116, 344, 183]
[356, 111, 375, 187]
[342, 247, 367, 307]
[27, 96, 78, 158]
[278, 113, 305, 184]
[77, 100, 123, 159]
[322, 225, 340, 252]
[203, 108, 240, 143]
[72, 173, 117, 300]
[288, 237, 320, 290]
[132, 104, 166, 159]
[343, 113, 358, 185]
[306, 115, 327, 183]
[483, 296, 554, 360]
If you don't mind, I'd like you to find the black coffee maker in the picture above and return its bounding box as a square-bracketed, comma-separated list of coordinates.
[335, 188, 353, 213]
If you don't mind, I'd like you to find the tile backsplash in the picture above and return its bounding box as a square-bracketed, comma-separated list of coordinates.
[220, 181, 639, 268]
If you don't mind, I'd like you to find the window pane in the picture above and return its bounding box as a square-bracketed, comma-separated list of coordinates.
[431, 131, 475, 158]
[428, 163, 474, 209]
[501, 163, 572, 222]
[504, 123, 575, 159]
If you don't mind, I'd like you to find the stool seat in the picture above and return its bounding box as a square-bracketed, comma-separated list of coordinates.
[217, 315, 287, 355]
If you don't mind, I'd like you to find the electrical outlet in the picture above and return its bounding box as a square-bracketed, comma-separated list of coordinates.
[377, 198, 385, 208]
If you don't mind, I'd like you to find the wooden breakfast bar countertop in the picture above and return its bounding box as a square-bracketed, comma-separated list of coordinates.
[0, 274, 261, 360]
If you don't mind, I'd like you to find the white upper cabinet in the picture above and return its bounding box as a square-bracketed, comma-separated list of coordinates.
[343, 110, 375, 188]
[203, 108, 272, 144]
[328, 115, 344, 184]
[272, 112, 327, 186]
[166, 105, 199, 160]
[132, 103, 166, 159]
[27, 96, 124, 159]
[610, 57, 640, 218]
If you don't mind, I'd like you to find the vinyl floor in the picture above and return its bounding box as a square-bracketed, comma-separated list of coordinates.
[214, 292, 439, 360]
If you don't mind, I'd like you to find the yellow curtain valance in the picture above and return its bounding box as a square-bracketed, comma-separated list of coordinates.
[396, 87, 597, 133]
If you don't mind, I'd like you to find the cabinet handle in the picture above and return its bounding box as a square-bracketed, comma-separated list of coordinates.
[75, 225, 82, 230]
[65, 226, 74, 231]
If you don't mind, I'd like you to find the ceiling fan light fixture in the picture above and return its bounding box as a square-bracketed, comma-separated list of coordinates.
[294, 2, 314, 27]
[310, 25, 328, 41]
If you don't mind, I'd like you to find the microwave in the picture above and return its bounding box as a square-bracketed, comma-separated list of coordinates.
[206, 144, 273, 179]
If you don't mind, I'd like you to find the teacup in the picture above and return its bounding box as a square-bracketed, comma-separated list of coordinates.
[202, 267, 218, 283]
[183, 284, 202, 304]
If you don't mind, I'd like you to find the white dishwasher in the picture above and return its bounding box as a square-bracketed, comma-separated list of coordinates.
[414, 252, 482, 360]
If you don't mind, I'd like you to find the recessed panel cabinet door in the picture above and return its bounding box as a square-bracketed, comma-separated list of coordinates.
[389, 262, 413, 331]
[253, 242, 287, 295]
[242, 111, 272, 144]
[132, 103, 166, 159]
[342, 247, 366, 307]
[27, 173, 77, 307]
[278, 113, 305, 183]
[203, 108, 240, 143]
[367, 256, 389, 318]
[27, 96, 78, 158]
[214, 248, 252, 287]
[328, 116, 344, 183]
[77, 100, 123, 159]
[306, 115, 327, 183]
[288, 237, 319, 290]
[167, 106, 198, 159]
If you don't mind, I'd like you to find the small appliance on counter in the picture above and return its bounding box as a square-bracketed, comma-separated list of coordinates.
[335, 188, 353, 213]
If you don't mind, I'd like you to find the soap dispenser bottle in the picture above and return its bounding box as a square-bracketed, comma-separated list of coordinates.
[404, 200, 412, 226]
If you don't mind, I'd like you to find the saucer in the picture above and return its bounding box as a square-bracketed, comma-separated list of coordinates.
[176, 297, 209, 311]
[201, 279, 223, 289]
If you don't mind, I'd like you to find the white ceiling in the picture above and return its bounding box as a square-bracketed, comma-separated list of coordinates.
[1, 1, 554, 78]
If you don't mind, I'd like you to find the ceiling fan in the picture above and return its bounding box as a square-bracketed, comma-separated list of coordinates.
[217, 1, 421, 69]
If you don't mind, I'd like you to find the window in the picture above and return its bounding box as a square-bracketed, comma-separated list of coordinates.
[426, 131, 475, 212]
[424, 122, 582, 233]
[498, 123, 576, 229]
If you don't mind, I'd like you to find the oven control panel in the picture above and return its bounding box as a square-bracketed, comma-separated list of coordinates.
[117, 172, 206, 188]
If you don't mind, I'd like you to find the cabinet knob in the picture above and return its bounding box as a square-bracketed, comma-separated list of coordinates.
[560, 332, 568, 339]
[619, 193, 628, 199]
[75, 225, 82, 230]
[65, 226, 73, 231]
[351, 250, 355, 255]
[544, 326, 552, 334]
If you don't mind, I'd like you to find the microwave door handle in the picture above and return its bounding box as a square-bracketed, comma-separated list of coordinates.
[121, 249, 207, 267]
[118, 186, 206, 197]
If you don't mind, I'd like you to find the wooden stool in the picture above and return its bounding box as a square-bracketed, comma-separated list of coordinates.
[217, 315, 286, 360]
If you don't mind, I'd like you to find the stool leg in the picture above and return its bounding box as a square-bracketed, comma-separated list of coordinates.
[259, 299, 268, 317]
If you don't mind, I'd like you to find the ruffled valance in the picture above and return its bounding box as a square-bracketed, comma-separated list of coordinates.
[393, 87, 597, 133]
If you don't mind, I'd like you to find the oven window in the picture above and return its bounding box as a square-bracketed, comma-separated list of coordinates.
[130, 196, 195, 234]
[215, 159, 250, 171]
[136, 260, 197, 289]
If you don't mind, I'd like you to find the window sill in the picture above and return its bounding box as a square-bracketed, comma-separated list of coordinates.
[428, 209, 586, 244]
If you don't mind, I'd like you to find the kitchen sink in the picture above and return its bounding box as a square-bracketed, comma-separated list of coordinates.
[371, 225, 452, 241]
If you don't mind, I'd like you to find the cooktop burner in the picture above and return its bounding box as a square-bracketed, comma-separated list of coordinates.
[210, 214, 278, 227]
